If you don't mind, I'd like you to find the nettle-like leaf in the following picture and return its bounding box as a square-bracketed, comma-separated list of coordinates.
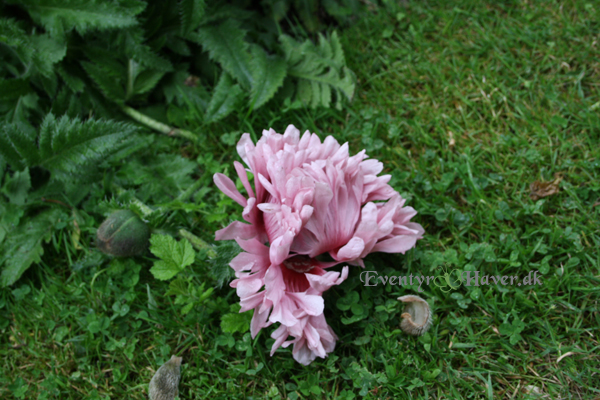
[117, 153, 196, 202]
[0, 19, 67, 79]
[205, 72, 244, 123]
[194, 19, 254, 89]
[280, 31, 355, 109]
[81, 61, 126, 103]
[0, 208, 67, 287]
[0, 19, 34, 67]
[7, 0, 146, 37]
[179, 0, 206, 35]
[30, 35, 68, 77]
[0, 114, 139, 179]
[123, 29, 173, 72]
[1, 168, 31, 206]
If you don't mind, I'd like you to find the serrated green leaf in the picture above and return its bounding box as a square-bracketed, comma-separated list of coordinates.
[249, 45, 287, 109]
[30, 35, 67, 77]
[1, 114, 139, 178]
[179, 0, 206, 35]
[167, 36, 191, 56]
[38, 114, 139, 177]
[194, 19, 253, 89]
[0, 18, 29, 47]
[117, 153, 196, 202]
[0, 122, 40, 168]
[133, 69, 166, 96]
[56, 64, 86, 93]
[1, 168, 31, 205]
[205, 73, 244, 123]
[0, 19, 34, 67]
[9, 0, 146, 37]
[165, 276, 189, 296]
[149, 234, 195, 280]
[2, 93, 40, 125]
[0, 208, 65, 287]
[81, 61, 125, 102]
[124, 29, 173, 72]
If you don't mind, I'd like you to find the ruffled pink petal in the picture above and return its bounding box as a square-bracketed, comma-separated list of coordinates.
[215, 221, 257, 241]
[250, 306, 271, 338]
[287, 292, 324, 316]
[372, 231, 423, 254]
[234, 161, 255, 198]
[213, 173, 247, 206]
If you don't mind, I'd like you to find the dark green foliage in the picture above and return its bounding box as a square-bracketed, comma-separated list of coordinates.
[0, 207, 67, 287]
[1, 0, 357, 129]
[5, 0, 145, 37]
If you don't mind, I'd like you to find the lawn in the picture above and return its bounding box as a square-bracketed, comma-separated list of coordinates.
[1, 0, 599, 399]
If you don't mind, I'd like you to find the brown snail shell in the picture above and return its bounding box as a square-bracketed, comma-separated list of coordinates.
[397, 295, 433, 336]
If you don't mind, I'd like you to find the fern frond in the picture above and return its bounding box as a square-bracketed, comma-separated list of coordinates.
[194, 19, 253, 89]
[280, 31, 355, 109]
[249, 45, 287, 110]
[7, 0, 146, 37]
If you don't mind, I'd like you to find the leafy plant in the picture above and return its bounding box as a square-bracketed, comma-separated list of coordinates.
[0, 0, 361, 288]
[1, 0, 357, 134]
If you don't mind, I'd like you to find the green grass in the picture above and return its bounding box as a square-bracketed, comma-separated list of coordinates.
[2, 0, 600, 399]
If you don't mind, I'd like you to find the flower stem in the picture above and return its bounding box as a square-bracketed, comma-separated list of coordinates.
[179, 229, 216, 258]
[121, 105, 198, 141]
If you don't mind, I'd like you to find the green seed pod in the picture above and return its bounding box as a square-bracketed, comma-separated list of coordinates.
[96, 210, 150, 257]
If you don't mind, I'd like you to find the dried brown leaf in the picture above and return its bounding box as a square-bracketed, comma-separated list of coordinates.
[530, 173, 562, 201]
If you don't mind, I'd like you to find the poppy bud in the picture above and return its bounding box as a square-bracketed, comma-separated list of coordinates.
[97, 210, 150, 257]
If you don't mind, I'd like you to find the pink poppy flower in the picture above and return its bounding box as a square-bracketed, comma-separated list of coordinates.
[214, 125, 424, 364]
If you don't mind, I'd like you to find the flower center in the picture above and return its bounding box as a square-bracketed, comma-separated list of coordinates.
[282, 255, 316, 273]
